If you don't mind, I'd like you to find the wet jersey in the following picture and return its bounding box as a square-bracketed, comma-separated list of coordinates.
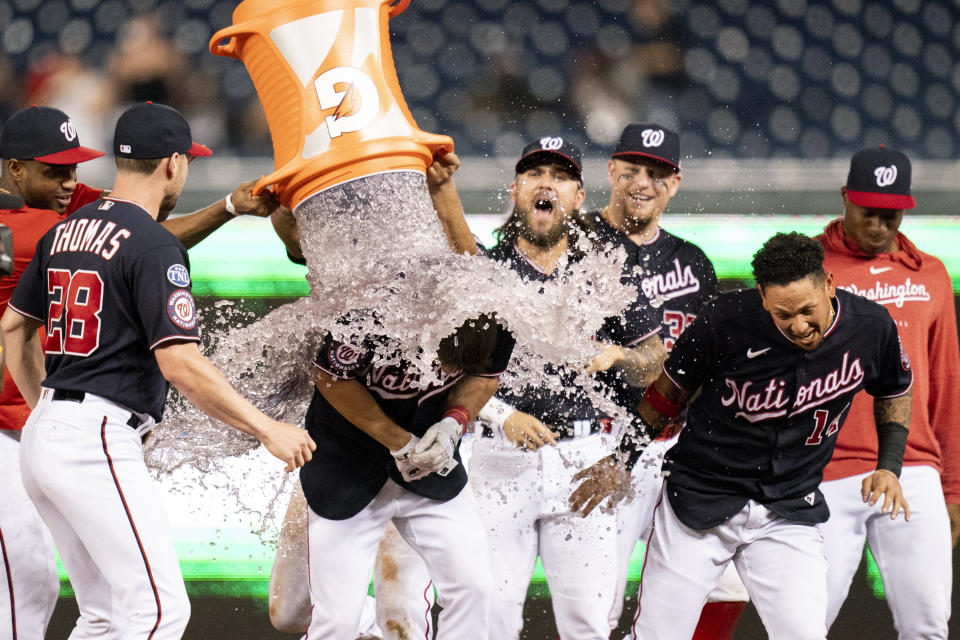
[8, 197, 201, 421]
[584, 213, 717, 351]
[657, 288, 912, 530]
[300, 328, 515, 520]
[485, 242, 658, 427]
[0, 183, 105, 431]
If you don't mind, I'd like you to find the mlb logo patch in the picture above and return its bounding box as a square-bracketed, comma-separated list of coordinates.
[120, 144, 132, 154]
[166, 264, 191, 287]
[167, 289, 197, 329]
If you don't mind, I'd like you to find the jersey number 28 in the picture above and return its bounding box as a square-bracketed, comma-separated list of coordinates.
[45, 268, 103, 356]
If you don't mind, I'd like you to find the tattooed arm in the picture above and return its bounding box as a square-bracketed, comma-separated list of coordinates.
[861, 389, 913, 521]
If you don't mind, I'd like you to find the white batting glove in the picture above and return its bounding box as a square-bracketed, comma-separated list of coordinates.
[390, 435, 428, 482]
[412, 417, 462, 476]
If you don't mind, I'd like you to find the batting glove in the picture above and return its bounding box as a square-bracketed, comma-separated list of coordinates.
[390, 435, 428, 483]
[411, 417, 461, 476]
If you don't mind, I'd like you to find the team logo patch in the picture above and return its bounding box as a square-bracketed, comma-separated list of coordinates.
[167, 289, 197, 329]
[898, 337, 911, 371]
[166, 264, 191, 287]
[326, 341, 367, 375]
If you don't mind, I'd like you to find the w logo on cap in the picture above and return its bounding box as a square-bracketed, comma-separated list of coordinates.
[539, 136, 564, 150]
[59, 120, 77, 142]
[874, 165, 898, 187]
[641, 129, 664, 147]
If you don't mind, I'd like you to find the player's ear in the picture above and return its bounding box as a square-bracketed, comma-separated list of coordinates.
[666, 171, 682, 197]
[824, 271, 836, 296]
[607, 159, 617, 186]
[508, 180, 518, 204]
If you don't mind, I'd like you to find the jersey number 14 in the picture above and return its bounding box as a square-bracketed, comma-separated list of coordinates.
[45, 268, 103, 356]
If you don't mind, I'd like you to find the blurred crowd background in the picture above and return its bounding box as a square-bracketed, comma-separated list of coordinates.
[1, 0, 958, 162]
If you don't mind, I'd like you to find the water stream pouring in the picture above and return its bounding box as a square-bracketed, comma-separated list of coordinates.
[145, 0, 640, 523]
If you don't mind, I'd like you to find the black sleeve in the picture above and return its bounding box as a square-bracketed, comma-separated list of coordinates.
[133, 244, 201, 348]
[8, 247, 46, 321]
[864, 312, 913, 398]
[662, 300, 723, 392]
[314, 333, 375, 380]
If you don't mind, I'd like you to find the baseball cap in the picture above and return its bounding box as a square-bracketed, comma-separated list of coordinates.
[0, 106, 104, 164]
[612, 123, 681, 172]
[114, 102, 213, 159]
[515, 136, 582, 181]
[845, 145, 915, 210]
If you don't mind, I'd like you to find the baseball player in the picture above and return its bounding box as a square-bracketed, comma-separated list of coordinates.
[817, 147, 959, 638]
[0, 105, 285, 640]
[582, 123, 747, 639]
[0, 102, 315, 640]
[470, 136, 662, 639]
[266, 152, 474, 640]
[572, 232, 914, 639]
[300, 313, 513, 640]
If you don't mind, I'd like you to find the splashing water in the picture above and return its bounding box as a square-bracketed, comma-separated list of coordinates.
[146, 171, 639, 529]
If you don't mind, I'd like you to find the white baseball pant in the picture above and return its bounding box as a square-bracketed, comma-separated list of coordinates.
[633, 492, 828, 640]
[609, 437, 748, 631]
[19, 389, 189, 639]
[306, 478, 491, 640]
[821, 465, 951, 639]
[0, 430, 59, 640]
[373, 521, 433, 639]
[471, 432, 618, 640]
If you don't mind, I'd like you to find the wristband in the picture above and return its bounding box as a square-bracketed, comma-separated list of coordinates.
[643, 384, 682, 418]
[443, 405, 471, 435]
[224, 193, 240, 217]
[876, 421, 908, 477]
[478, 396, 513, 428]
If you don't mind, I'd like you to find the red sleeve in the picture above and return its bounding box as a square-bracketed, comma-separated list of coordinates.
[67, 183, 105, 214]
[928, 263, 960, 503]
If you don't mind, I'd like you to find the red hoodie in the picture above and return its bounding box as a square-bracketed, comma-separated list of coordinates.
[817, 219, 960, 503]
[0, 183, 103, 430]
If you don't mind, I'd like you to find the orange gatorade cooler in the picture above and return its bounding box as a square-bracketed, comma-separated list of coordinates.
[210, 0, 452, 208]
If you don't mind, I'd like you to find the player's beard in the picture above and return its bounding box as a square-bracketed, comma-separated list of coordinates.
[515, 205, 569, 249]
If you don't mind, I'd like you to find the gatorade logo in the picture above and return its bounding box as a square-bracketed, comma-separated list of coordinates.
[874, 165, 898, 187]
[641, 129, 664, 147]
[539, 136, 564, 150]
[315, 66, 380, 138]
[60, 120, 77, 142]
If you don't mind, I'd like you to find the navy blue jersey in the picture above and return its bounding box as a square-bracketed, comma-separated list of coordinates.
[485, 242, 619, 427]
[300, 328, 514, 520]
[585, 213, 717, 351]
[9, 198, 200, 421]
[657, 288, 912, 529]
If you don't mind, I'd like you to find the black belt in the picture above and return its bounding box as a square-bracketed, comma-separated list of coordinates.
[51, 388, 146, 430]
[481, 419, 608, 440]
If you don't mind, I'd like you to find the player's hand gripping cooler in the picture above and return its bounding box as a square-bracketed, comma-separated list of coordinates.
[210, 0, 452, 209]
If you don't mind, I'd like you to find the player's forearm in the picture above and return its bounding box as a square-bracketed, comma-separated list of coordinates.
[155, 341, 277, 440]
[619, 335, 667, 387]
[0, 311, 44, 408]
[617, 373, 690, 469]
[314, 371, 411, 450]
[271, 208, 304, 260]
[430, 182, 477, 255]
[446, 375, 500, 419]
[874, 390, 913, 476]
[160, 201, 233, 249]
